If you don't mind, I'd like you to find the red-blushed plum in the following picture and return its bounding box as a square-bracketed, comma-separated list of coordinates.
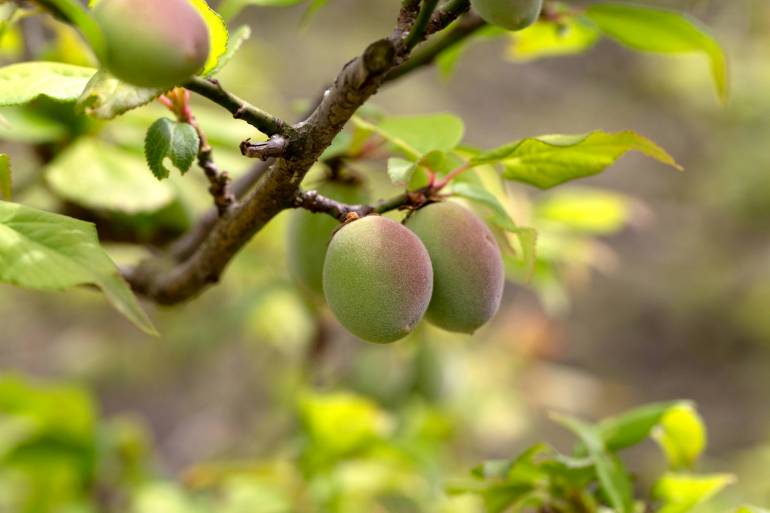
[406, 201, 504, 334]
[95, 0, 210, 89]
[323, 216, 433, 343]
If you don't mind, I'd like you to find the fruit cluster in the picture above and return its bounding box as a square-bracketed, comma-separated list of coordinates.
[288, 187, 505, 343]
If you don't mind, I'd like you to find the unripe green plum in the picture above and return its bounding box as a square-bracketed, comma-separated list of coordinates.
[470, 0, 543, 31]
[95, 0, 210, 89]
[406, 201, 504, 334]
[323, 216, 433, 344]
[286, 180, 369, 296]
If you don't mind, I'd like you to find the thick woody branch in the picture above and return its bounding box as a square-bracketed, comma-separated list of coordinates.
[184, 77, 293, 137]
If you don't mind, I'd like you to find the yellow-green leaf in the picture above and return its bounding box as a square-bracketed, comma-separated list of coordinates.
[474, 130, 683, 189]
[586, 3, 728, 103]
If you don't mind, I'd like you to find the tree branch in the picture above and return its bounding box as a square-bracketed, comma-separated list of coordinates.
[385, 12, 485, 82]
[403, 0, 440, 50]
[124, 3, 474, 305]
[183, 76, 293, 137]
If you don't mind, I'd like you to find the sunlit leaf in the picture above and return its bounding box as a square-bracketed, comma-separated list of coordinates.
[509, 18, 600, 61]
[474, 130, 683, 189]
[0, 201, 157, 335]
[586, 3, 728, 103]
[76, 69, 162, 119]
[654, 472, 735, 513]
[653, 403, 707, 470]
[189, 0, 229, 77]
[0, 62, 95, 106]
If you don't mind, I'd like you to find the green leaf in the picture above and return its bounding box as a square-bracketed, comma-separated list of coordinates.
[35, 0, 106, 60]
[653, 472, 735, 513]
[209, 25, 251, 76]
[0, 62, 95, 106]
[735, 506, 770, 513]
[474, 130, 683, 189]
[0, 201, 156, 335]
[217, 0, 305, 22]
[0, 153, 10, 201]
[586, 3, 728, 103]
[450, 181, 517, 232]
[653, 403, 707, 470]
[596, 401, 689, 452]
[298, 391, 390, 456]
[46, 139, 176, 214]
[354, 113, 465, 161]
[189, 0, 229, 77]
[387, 157, 417, 185]
[509, 18, 600, 62]
[377, 113, 465, 157]
[535, 187, 633, 234]
[552, 413, 634, 513]
[145, 118, 200, 180]
[76, 69, 163, 120]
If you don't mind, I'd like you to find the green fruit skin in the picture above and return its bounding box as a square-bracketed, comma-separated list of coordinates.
[286, 181, 369, 297]
[323, 216, 433, 344]
[95, 0, 210, 89]
[470, 0, 543, 31]
[406, 201, 504, 334]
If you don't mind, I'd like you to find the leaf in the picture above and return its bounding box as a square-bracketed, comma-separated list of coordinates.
[652, 403, 707, 470]
[653, 472, 735, 513]
[0, 201, 156, 335]
[474, 130, 683, 189]
[46, 139, 176, 214]
[0, 153, 10, 200]
[586, 3, 728, 103]
[0, 62, 95, 106]
[552, 413, 634, 513]
[76, 69, 163, 120]
[144, 118, 200, 180]
[509, 18, 600, 62]
[377, 113, 465, 157]
[535, 187, 633, 234]
[189, 0, 229, 77]
[353, 113, 465, 161]
[450, 181, 517, 232]
[388, 157, 417, 185]
[209, 25, 251, 76]
[217, 0, 306, 22]
[596, 401, 689, 452]
[35, 0, 106, 60]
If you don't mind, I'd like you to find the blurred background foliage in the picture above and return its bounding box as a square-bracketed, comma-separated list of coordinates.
[0, 0, 769, 512]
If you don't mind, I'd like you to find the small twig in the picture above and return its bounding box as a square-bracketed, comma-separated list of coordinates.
[161, 89, 235, 215]
[385, 13, 486, 82]
[293, 190, 374, 221]
[240, 136, 289, 160]
[426, 0, 472, 35]
[183, 77, 294, 137]
[404, 0, 440, 50]
[432, 162, 472, 190]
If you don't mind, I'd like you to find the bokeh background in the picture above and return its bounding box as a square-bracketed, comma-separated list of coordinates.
[1, 0, 769, 511]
